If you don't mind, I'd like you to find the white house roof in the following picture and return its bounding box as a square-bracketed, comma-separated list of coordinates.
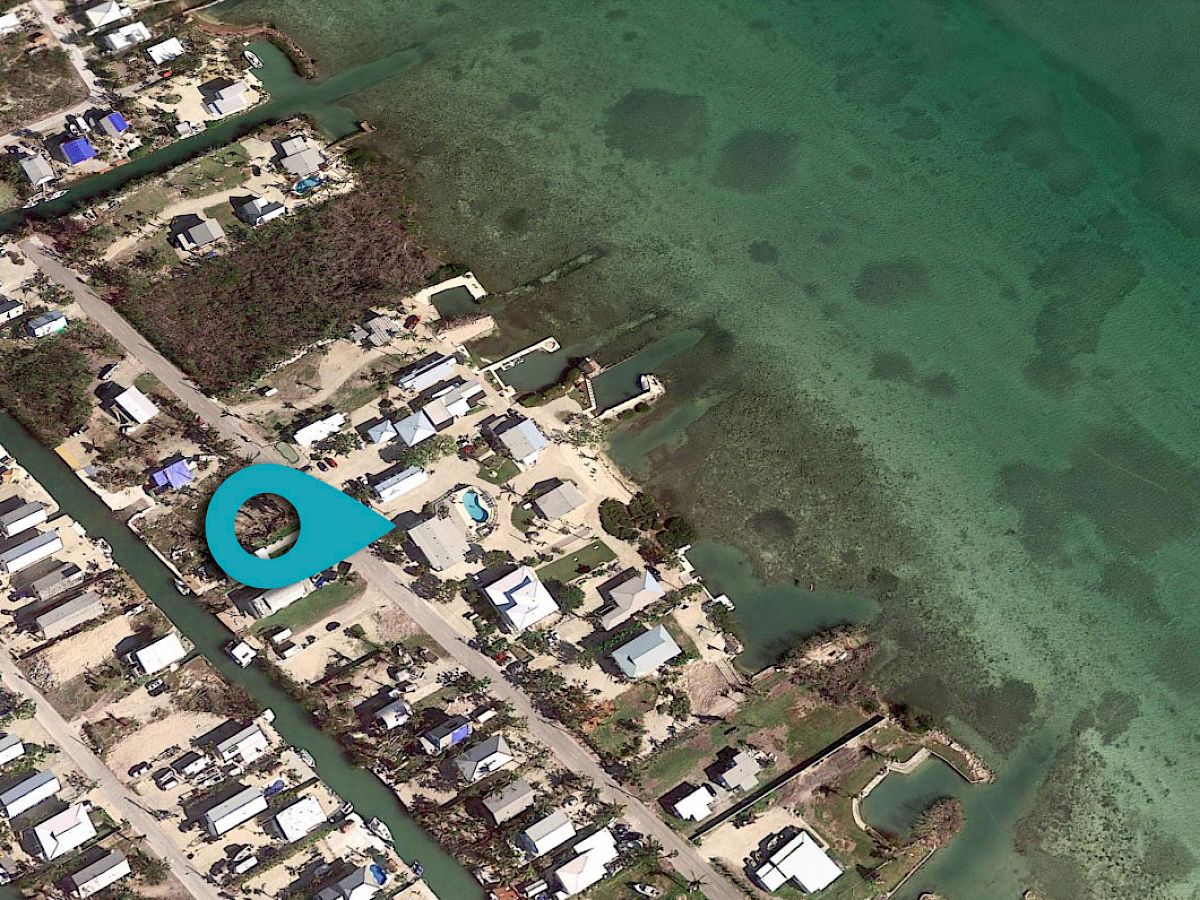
[454, 733, 514, 782]
[600, 570, 663, 631]
[395, 410, 437, 446]
[420, 379, 483, 426]
[132, 632, 186, 674]
[0, 500, 47, 535]
[19, 155, 55, 185]
[281, 147, 324, 177]
[316, 865, 384, 900]
[672, 784, 714, 821]
[396, 354, 455, 392]
[483, 777, 536, 824]
[496, 417, 548, 463]
[522, 810, 576, 856]
[371, 465, 427, 503]
[146, 36, 183, 64]
[0, 769, 60, 817]
[612, 624, 681, 678]
[374, 698, 412, 730]
[718, 751, 761, 792]
[84, 1, 130, 29]
[113, 385, 158, 424]
[101, 20, 150, 50]
[33, 804, 96, 860]
[0, 733, 25, 766]
[67, 850, 130, 898]
[408, 515, 469, 571]
[553, 827, 619, 895]
[0, 530, 63, 572]
[753, 830, 843, 894]
[214, 723, 268, 761]
[484, 566, 558, 632]
[34, 590, 103, 638]
[203, 786, 267, 835]
[533, 481, 585, 519]
[274, 794, 325, 842]
[294, 412, 346, 447]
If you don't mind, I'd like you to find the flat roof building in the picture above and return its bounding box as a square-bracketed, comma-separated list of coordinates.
[145, 36, 183, 65]
[671, 784, 715, 821]
[612, 624, 682, 679]
[294, 412, 346, 447]
[214, 723, 269, 765]
[67, 850, 130, 898]
[396, 354, 456, 393]
[34, 590, 103, 640]
[112, 385, 158, 425]
[484, 566, 558, 633]
[0, 734, 25, 767]
[99, 20, 151, 51]
[26, 310, 67, 338]
[203, 786, 267, 837]
[716, 750, 761, 793]
[418, 715, 470, 755]
[315, 865, 384, 900]
[371, 465, 428, 504]
[0, 769, 60, 818]
[0, 500, 47, 537]
[273, 794, 325, 842]
[243, 579, 312, 618]
[201, 78, 249, 117]
[0, 529, 63, 574]
[129, 632, 186, 675]
[408, 515, 469, 572]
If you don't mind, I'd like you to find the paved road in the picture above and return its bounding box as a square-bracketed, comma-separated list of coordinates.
[0, 651, 222, 900]
[354, 552, 741, 900]
[21, 241, 740, 900]
[21, 237, 277, 462]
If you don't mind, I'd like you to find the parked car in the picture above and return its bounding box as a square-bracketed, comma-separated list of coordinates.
[129, 762, 151, 778]
[146, 679, 166, 696]
[316, 460, 328, 472]
[323, 456, 338, 468]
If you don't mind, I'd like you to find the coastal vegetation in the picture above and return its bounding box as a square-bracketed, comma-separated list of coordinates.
[101, 157, 437, 395]
[0, 323, 122, 445]
[0, 38, 86, 135]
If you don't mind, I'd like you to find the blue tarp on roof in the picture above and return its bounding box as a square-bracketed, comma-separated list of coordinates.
[102, 112, 129, 133]
[61, 137, 96, 165]
[150, 460, 194, 490]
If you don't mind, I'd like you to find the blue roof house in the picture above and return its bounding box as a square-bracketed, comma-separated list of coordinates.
[60, 137, 97, 166]
[99, 112, 129, 136]
[149, 459, 196, 491]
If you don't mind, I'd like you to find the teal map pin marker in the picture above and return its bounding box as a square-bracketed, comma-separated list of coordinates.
[205, 464, 395, 589]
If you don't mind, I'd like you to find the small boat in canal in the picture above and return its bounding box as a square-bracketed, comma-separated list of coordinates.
[367, 817, 392, 843]
[244, 49, 263, 69]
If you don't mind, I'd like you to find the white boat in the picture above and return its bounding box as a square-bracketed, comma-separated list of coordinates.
[366, 817, 392, 843]
[96, 538, 112, 556]
[244, 49, 263, 69]
[297, 749, 315, 767]
[173, 579, 191, 595]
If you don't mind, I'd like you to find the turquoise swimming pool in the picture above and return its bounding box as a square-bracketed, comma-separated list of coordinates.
[462, 489, 489, 522]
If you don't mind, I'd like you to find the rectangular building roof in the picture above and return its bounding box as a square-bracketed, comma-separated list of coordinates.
[132, 632, 186, 674]
[612, 624, 682, 678]
[408, 516, 469, 571]
[203, 786, 267, 835]
[33, 803, 95, 860]
[522, 810, 576, 856]
[35, 590, 103, 638]
[483, 777, 536, 824]
[67, 850, 130, 897]
[113, 385, 158, 424]
[274, 794, 325, 842]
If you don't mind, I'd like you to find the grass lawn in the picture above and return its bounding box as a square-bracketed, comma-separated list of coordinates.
[202, 200, 241, 232]
[589, 682, 655, 758]
[119, 182, 174, 221]
[477, 454, 520, 485]
[660, 614, 699, 659]
[134, 372, 161, 393]
[0, 180, 17, 210]
[169, 144, 249, 193]
[511, 504, 537, 532]
[536, 539, 616, 584]
[250, 576, 365, 634]
[329, 379, 385, 415]
[637, 674, 868, 799]
[585, 857, 694, 899]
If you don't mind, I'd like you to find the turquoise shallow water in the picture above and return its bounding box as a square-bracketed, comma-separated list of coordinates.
[206, 2, 1200, 896]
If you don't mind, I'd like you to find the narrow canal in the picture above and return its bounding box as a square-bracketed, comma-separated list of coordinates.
[0, 414, 481, 899]
[0, 38, 414, 232]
